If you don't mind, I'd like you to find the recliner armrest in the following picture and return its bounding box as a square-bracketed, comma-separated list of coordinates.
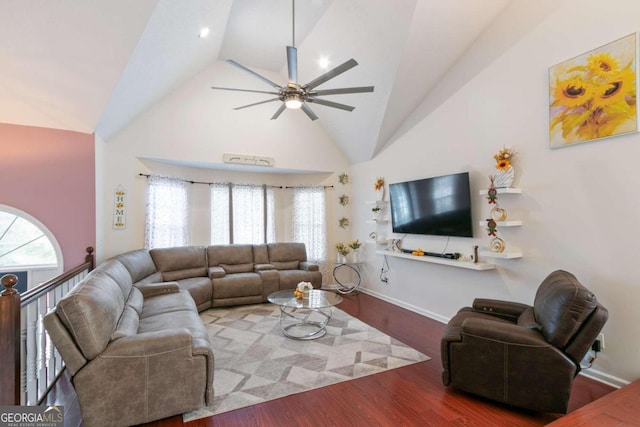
[472, 298, 530, 321]
[137, 282, 180, 298]
[461, 317, 549, 347]
[299, 261, 319, 271]
[208, 266, 226, 279]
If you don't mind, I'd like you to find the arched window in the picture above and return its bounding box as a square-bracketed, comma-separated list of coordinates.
[0, 206, 63, 287]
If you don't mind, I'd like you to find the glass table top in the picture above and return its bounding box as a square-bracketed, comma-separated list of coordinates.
[268, 289, 343, 309]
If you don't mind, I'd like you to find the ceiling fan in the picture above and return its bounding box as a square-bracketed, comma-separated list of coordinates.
[211, 0, 374, 121]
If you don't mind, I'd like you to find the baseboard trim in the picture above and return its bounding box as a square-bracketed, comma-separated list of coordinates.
[358, 288, 630, 390]
[579, 369, 629, 389]
[358, 288, 450, 324]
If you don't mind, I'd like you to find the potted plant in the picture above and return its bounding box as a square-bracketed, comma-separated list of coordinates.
[335, 242, 350, 263]
[371, 206, 381, 221]
[348, 240, 362, 262]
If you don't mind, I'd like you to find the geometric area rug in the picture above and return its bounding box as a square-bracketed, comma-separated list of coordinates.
[184, 303, 430, 422]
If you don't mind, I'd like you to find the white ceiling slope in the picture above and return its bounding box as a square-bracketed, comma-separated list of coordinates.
[0, 0, 512, 165]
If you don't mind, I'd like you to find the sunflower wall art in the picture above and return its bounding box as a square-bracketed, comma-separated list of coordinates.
[549, 33, 637, 148]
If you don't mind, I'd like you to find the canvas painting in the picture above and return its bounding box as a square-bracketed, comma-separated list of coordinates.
[549, 33, 637, 148]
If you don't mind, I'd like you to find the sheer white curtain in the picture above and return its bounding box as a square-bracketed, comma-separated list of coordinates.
[291, 187, 328, 281]
[210, 184, 275, 244]
[145, 175, 189, 249]
[210, 183, 230, 244]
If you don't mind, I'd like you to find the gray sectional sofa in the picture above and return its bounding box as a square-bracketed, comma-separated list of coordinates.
[44, 242, 321, 426]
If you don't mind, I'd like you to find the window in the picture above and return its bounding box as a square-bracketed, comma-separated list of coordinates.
[145, 176, 189, 249]
[210, 184, 275, 244]
[291, 187, 327, 263]
[0, 208, 58, 267]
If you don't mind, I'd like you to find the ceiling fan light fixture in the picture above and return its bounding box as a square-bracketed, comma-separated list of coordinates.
[285, 94, 303, 109]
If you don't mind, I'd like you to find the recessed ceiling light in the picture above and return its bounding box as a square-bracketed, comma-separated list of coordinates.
[199, 27, 210, 38]
[318, 57, 330, 69]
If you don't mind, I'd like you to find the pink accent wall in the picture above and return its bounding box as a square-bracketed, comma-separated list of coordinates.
[0, 123, 95, 270]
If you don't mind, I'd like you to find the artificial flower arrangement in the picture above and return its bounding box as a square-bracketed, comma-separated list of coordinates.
[294, 281, 313, 299]
[348, 240, 362, 251]
[493, 146, 516, 171]
[335, 242, 350, 256]
[374, 177, 385, 191]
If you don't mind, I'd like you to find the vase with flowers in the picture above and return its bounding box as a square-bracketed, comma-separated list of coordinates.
[371, 206, 382, 221]
[374, 177, 385, 201]
[348, 239, 362, 263]
[335, 242, 350, 263]
[493, 147, 516, 188]
[294, 281, 313, 299]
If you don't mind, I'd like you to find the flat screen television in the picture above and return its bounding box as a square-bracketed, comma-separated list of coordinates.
[388, 172, 473, 237]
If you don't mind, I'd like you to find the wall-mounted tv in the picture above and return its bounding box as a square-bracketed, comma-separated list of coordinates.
[388, 172, 473, 238]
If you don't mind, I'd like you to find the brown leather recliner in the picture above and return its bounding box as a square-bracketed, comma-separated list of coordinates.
[441, 270, 608, 413]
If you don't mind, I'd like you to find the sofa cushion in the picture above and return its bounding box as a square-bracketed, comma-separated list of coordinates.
[220, 263, 254, 274]
[208, 244, 254, 266]
[267, 242, 307, 263]
[94, 260, 133, 300]
[150, 246, 207, 280]
[253, 244, 269, 264]
[176, 277, 213, 310]
[127, 286, 144, 315]
[272, 260, 299, 270]
[56, 272, 124, 360]
[212, 273, 262, 299]
[115, 249, 158, 283]
[140, 289, 198, 319]
[111, 305, 140, 340]
[534, 270, 598, 348]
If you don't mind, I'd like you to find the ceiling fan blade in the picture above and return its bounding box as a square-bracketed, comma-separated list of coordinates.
[307, 97, 355, 111]
[211, 86, 280, 95]
[287, 46, 298, 84]
[226, 60, 283, 89]
[301, 104, 319, 121]
[234, 98, 280, 110]
[303, 59, 358, 90]
[270, 104, 287, 120]
[310, 86, 374, 96]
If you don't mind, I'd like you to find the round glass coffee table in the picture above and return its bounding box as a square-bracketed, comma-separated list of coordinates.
[268, 289, 343, 340]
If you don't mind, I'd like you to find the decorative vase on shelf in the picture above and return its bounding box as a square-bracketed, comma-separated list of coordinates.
[337, 253, 347, 264]
[494, 166, 515, 188]
[375, 187, 385, 201]
[351, 250, 359, 263]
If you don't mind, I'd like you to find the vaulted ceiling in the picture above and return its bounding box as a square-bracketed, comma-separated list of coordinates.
[0, 0, 511, 164]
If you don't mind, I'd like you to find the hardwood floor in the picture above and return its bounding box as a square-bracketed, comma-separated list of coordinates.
[45, 292, 616, 426]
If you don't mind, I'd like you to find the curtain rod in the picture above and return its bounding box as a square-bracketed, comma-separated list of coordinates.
[138, 174, 333, 189]
[285, 185, 334, 189]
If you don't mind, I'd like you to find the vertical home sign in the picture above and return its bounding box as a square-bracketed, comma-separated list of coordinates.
[112, 185, 126, 229]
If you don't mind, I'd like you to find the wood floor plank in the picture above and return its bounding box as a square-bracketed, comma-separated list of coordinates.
[43, 291, 620, 426]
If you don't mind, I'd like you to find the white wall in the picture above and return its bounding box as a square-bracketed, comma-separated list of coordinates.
[351, 0, 640, 386]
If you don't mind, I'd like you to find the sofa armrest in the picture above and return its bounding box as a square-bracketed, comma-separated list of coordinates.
[255, 263, 276, 271]
[472, 298, 530, 321]
[137, 282, 180, 298]
[208, 266, 226, 279]
[299, 261, 319, 272]
[103, 328, 194, 357]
